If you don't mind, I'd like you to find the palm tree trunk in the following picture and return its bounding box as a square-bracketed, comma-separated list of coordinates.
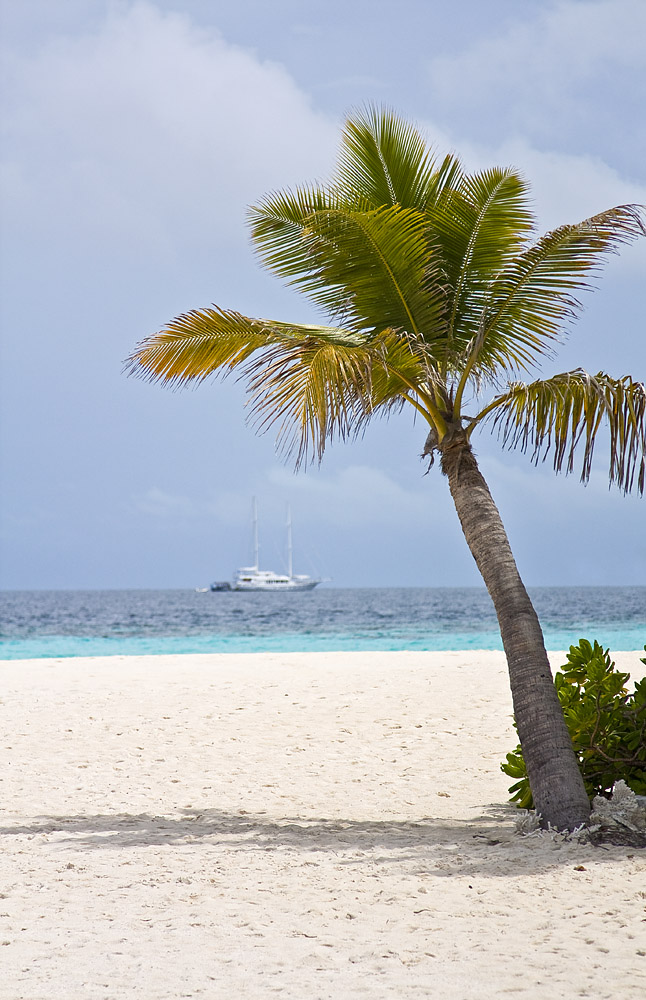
[440, 431, 590, 831]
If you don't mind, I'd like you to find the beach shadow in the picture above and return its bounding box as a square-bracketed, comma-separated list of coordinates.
[0, 805, 635, 875]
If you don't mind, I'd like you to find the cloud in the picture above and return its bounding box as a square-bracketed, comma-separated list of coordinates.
[131, 485, 259, 524]
[1, 2, 337, 258]
[5, 1, 642, 293]
[473, 450, 646, 585]
[419, 0, 646, 265]
[170, 463, 437, 531]
[430, 0, 645, 98]
[426, 0, 646, 175]
[488, 141, 646, 231]
[133, 486, 199, 519]
[269, 464, 436, 527]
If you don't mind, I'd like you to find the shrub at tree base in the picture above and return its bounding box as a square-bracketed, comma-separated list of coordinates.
[502, 640, 646, 808]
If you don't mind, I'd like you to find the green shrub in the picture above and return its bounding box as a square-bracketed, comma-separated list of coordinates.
[502, 640, 646, 809]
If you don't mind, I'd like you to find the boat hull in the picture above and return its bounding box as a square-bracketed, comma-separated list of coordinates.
[232, 578, 319, 592]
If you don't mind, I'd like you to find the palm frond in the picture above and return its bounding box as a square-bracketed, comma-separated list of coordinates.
[126, 307, 409, 465]
[470, 205, 646, 379]
[368, 329, 443, 414]
[248, 184, 341, 285]
[430, 167, 534, 349]
[125, 307, 362, 385]
[242, 332, 386, 466]
[244, 326, 450, 466]
[251, 192, 448, 341]
[124, 306, 277, 386]
[299, 204, 448, 336]
[334, 105, 461, 210]
[473, 370, 646, 494]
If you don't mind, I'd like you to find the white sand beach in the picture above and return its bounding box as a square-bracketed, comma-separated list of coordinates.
[1, 650, 644, 999]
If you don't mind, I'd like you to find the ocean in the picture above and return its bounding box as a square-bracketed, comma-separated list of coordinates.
[0, 587, 644, 659]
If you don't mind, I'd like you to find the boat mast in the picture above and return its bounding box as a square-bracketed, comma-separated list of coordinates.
[286, 503, 293, 579]
[252, 496, 259, 569]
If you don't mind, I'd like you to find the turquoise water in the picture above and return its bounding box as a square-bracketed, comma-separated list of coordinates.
[1, 588, 644, 659]
[1, 626, 644, 660]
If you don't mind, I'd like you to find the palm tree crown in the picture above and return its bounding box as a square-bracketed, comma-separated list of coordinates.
[128, 106, 645, 490]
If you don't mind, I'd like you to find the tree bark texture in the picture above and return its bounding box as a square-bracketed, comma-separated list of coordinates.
[440, 431, 591, 831]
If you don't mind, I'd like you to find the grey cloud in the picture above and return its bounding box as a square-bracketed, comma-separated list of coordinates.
[426, 0, 646, 178]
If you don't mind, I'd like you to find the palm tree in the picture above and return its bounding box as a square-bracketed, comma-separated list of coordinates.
[127, 107, 645, 831]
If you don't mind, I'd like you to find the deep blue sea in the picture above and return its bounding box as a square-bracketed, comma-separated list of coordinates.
[0, 587, 644, 659]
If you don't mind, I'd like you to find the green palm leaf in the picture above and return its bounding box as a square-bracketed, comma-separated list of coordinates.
[473, 370, 646, 494]
[251, 193, 448, 342]
[432, 168, 534, 349]
[296, 204, 448, 337]
[248, 184, 341, 288]
[334, 105, 462, 211]
[472, 205, 646, 379]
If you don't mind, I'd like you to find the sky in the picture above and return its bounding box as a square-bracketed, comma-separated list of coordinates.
[1, 0, 645, 590]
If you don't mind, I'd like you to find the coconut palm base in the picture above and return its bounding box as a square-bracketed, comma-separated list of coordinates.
[127, 107, 645, 832]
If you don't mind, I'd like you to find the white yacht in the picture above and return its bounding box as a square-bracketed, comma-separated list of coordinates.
[211, 499, 320, 592]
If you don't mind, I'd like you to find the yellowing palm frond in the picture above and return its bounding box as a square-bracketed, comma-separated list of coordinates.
[473, 371, 646, 494]
[124, 306, 277, 386]
[125, 306, 400, 465]
[243, 335, 379, 466]
[365, 328, 444, 419]
[243, 325, 454, 465]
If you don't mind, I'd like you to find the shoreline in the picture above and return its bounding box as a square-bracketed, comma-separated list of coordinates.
[2, 645, 644, 665]
[1, 651, 645, 998]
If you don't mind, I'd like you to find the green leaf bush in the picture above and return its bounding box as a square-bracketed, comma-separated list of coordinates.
[502, 640, 646, 809]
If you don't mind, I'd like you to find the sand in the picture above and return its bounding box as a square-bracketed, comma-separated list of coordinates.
[0, 649, 644, 999]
